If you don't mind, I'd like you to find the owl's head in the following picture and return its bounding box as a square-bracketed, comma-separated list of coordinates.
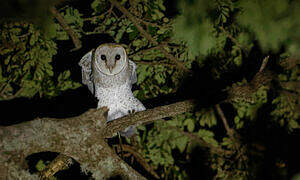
[94, 44, 128, 75]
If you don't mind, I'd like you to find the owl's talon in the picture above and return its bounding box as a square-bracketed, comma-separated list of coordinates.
[128, 109, 136, 114]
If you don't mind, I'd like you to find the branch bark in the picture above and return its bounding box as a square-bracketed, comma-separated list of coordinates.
[0, 100, 196, 179]
[226, 56, 273, 103]
[0, 108, 145, 179]
[104, 99, 195, 138]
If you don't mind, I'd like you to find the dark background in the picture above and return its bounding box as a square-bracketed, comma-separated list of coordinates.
[0, 0, 299, 179]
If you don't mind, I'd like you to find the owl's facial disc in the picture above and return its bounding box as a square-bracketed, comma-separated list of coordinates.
[95, 45, 127, 75]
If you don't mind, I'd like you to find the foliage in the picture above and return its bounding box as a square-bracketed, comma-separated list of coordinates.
[271, 57, 300, 131]
[1, 0, 299, 179]
[49, 6, 84, 40]
[237, 0, 300, 55]
[0, 21, 80, 100]
[36, 160, 47, 171]
[232, 81, 269, 129]
[172, 0, 217, 58]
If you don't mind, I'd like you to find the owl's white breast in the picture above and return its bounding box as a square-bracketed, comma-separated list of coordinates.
[96, 81, 145, 121]
[96, 80, 133, 105]
[93, 60, 145, 124]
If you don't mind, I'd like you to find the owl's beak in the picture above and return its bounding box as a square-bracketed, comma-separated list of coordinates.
[108, 66, 113, 73]
[105, 60, 115, 73]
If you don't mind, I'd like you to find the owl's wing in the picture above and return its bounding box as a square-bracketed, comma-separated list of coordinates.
[78, 50, 94, 94]
[128, 60, 138, 85]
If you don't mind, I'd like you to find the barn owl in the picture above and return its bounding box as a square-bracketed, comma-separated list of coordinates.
[78, 43, 145, 137]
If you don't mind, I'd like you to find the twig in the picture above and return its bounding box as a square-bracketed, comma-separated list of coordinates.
[135, 18, 160, 28]
[132, 60, 174, 67]
[129, 45, 160, 56]
[215, 104, 234, 138]
[214, 105, 244, 169]
[0, 87, 24, 101]
[118, 133, 124, 159]
[129, 46, 175, 67]
[280, 57, 300, 70]
[0, 83, 6, 93]
[251, 56, 273, 88]
[49, 6, 82, 52]
[109, 0, 189, 72]
[220, 26, 246, 52]
[84, 5, 114, 22]
[259, 56, 270, 73]
[120, 145, 160, 179]
[40, 154, 73, 179]
[280, 81, 300, 94]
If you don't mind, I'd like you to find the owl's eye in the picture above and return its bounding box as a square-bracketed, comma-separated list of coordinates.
[100, 55, 106, 61]
[115, 54, 121, 61]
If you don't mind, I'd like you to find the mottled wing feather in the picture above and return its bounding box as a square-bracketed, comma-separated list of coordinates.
[129, 60, 137, 85]
[78, 50, 94, 94]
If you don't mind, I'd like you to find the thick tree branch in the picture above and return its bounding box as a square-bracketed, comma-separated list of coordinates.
[104, 100, 195, 138]
[109, 0, 189, 72]
[0, 108, 145, 179]
[227, 56, 273, 103]
[0, 99, 196, 179]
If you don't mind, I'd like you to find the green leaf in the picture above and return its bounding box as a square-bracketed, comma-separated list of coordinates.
[184, 118, 195, 132]
[233, 56, 242, 66]
[35, 160, 46, 171]
[237, 0, 300, 55]
[175, 136, 189, 153]
[29, 33, 38, 45]
[128, 26, 139, 40]
[197, 129, 218, 147]
[148, 26, 157, 36]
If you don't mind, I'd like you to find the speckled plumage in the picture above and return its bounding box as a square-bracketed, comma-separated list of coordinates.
[79, 44, 145, 136]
